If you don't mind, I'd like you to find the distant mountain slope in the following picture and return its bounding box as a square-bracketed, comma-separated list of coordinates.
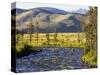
[35, 7, 68, 14]
[75, 8, 88, 14]
[11, 8, 28, 15]
[11, 7, 88, 33]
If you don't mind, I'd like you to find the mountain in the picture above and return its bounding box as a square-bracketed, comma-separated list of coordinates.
[12, 7, 67, 16]
[12, 7, 87, 33]
[74, 8, 88, 14]
[33, 7, 68, 14]
[11, 8, 28, 15]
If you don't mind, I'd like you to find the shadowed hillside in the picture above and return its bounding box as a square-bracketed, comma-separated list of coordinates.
[12, 7, 88, 33]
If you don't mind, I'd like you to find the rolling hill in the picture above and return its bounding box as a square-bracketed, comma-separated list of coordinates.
[11, 7, 88, 33]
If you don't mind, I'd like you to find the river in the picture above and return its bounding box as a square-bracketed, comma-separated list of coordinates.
[16, 48, 88, 72]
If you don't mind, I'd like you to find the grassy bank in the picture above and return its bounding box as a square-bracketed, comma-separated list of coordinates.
[16, 32, 86, 52]
[82, 50, 97, 67]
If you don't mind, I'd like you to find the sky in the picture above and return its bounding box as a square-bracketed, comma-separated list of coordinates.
[12, 2, 89, 12]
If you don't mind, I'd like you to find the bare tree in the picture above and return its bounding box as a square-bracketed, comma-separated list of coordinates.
[77, 24, 80, 47]
[54, 23, 58, 47]
[20, 20, 24, 42]
[46, 16, 50, 46]
[28, 17, 34, 45]
[35, 16, 39, 45]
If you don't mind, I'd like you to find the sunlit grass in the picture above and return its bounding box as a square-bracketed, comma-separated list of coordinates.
[16, 32, 86, 53]
[82, 50, 97, 66]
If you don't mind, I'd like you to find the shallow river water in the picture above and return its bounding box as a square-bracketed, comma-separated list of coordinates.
[16, 48, 88, 72]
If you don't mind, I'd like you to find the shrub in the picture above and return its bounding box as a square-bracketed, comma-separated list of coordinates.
[16, 44, 42, 58]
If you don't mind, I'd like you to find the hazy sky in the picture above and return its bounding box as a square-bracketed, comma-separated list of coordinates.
[12, 2, 89, 11]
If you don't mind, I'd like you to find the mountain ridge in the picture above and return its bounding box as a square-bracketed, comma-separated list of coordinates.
[12, 7, 87, 33]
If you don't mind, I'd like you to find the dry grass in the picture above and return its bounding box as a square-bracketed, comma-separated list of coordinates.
[16, 32, 86, 51]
